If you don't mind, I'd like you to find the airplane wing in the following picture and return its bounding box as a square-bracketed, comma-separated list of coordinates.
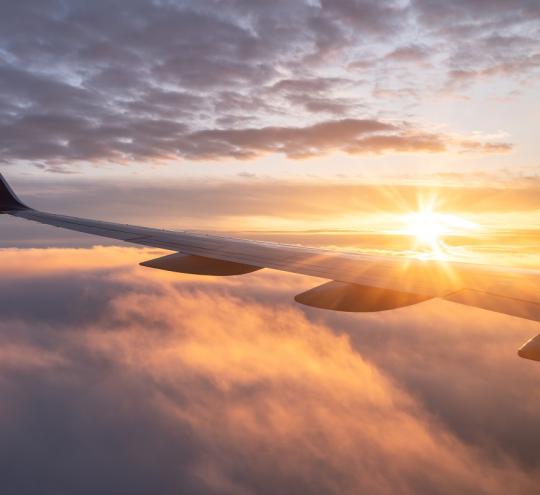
[2, 173, 540, 361]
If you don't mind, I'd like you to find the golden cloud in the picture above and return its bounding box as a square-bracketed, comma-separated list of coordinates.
[0, 247, 537, 493]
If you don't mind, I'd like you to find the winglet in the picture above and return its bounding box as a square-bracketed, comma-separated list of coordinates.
[0, 173, 29, 212]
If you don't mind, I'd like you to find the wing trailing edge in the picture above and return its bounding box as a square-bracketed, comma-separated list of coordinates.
[443, 289, 540, 323]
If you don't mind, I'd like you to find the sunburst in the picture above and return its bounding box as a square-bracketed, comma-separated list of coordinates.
[401, 208, 478, 259]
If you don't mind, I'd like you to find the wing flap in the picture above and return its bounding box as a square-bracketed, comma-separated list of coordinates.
[140, 252, 261, 276]
[295, 281, 432, 312]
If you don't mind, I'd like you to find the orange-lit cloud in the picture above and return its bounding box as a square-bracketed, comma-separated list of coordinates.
[0, 247, 539, 493]
[0, 246, 157, 277]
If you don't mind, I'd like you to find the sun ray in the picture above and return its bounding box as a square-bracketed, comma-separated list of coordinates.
[397, 194, 479, 260]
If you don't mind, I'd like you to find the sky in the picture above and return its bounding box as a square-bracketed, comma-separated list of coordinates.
[1, 1, 540, 494]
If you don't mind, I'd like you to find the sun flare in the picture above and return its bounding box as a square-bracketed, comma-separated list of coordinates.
[401, 210, 478, 259]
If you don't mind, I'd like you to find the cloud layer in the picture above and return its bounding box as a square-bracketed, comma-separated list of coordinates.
[1, 0, 533, 167]
[0, 247, 539, 494]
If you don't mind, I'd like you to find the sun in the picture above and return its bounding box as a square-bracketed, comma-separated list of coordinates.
[401, 209, 478, 258]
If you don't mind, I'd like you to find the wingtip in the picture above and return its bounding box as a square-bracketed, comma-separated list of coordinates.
[0, 172, 29, 212]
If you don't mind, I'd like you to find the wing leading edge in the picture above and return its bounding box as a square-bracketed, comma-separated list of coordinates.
[2, 173, 540, 361]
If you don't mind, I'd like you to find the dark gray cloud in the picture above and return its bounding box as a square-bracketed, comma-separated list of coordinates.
[181, 119, 441, 159]
[268, 77, 359, 115]
[412, 0, 540, 27]
[0, 0, 532, 167]
[384, 44, 431, 64]
[0, 113, 511, 164]
[410, 0, 540, 89]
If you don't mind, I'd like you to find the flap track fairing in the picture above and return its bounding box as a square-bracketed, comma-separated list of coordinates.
[140, 252, 261, 276]
[295, 280, 432, 312]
